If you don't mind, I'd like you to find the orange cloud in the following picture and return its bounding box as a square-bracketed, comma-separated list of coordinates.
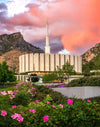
[0, 0, 100, 55]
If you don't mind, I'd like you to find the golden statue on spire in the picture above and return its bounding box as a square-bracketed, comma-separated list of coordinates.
[46, 18, 48, 24]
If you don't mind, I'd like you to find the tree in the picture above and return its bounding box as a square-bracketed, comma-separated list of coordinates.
[42, 62, 75, 83]
[43, 72, 58, 83]
[0, 61, 16, 85]
[62, 61, 75, 83]
[56, 66, 64, 82]
[82, 63, 90, 75]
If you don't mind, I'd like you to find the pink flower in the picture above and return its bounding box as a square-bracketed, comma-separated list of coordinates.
[11, 113, 18, 119]
[35, 92, 37, 94]
[11, 113, 24, 122]
[8, 91, 13, 94]
[43, 115, 49, 122]
[32, 87, 34, 90]
[12, 105, 17, 108]
[87, 99, 91, 102]
[17, 115, 24, 122]
[9, 94, 15, 99]
[47, 101, 50, 104]
[35, 100, 39, 103]
[29, 109, 36, 113]
[1, 110, 7, 116]
[68, 99, 73, 105]
[14, 90, 19, 94]
[60, 104, 63, 108]
[53, 105, 56, 108]
[1, 91, 7, 95]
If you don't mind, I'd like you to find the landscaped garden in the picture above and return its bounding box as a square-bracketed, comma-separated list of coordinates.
[0, 81, 100, 127]
[0, 61, 100, 126]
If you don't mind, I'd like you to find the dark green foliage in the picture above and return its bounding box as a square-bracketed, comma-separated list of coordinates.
[12, 91, 30, 106]
[0, 61, 16, 85]
[62, 61, 75, 83]
[62, 61, 75, 75]
[43, 62, 75, 83]
[0, 82, 100, 127]
[42, 72, 58, 83]
[83, 54, 100, 74]
[85, 96, 100, 104]
[0, 98, 100, 127]
[34, 85, 67, 104]
[0, 82, 16, 87]
[68, 77, 100, 87]
[56, 66, 65, 82]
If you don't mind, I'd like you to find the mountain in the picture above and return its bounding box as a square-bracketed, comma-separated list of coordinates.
[82, 43, 100, 64]
[0, 32, 44, 73]
[82, 43, 100, 72]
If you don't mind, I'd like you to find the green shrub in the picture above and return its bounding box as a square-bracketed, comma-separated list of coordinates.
[0, 61, 16, 85]
[0, 100, 100, 127]
[68, 77, 100, 87]
[12, 91, 30, 106]
[34, 85, 67, 104]
[0, 82, 17, 87]
[0, 82, 100, 127]
[43, 73, 57, 83]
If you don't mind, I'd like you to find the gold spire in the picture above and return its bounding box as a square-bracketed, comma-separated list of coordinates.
[46, 18, 48, 24]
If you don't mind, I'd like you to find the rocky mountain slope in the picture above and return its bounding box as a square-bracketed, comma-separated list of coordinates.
[0, 32, 44, 74]
[82, 43, 100, 64]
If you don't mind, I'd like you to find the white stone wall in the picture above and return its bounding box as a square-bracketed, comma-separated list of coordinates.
[50, 54, 54, 71]
[77, 56, 82, 73]
[74, 55, 78, 72]
[70, 55, 74, 66]
[25, 54, 29, 72]
[19, 56, 21, 73]
[65, 55, 69, 63]
[34, 53, 39, 71]
[45, 54, 50, 71]
[55, 54, 59, 69]
[22, 55, 24, 73]
[60, 54, 64, 69]
[40, 53, 45, 71]
[30, 53, 34, 72]
[19, 53, 82, 73]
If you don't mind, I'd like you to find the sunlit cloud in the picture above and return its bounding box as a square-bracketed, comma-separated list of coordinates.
[0, 0, 100, 55]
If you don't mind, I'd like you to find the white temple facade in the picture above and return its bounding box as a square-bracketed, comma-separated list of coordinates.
[19, 19, 82, 74]
[19, 53, 82, 74]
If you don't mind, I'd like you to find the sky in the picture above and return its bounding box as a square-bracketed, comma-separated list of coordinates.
[0, 0, 100, 55]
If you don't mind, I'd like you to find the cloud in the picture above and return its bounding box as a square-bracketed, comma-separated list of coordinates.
[0, 3, 7, 10]
[0, 0, 100, 55]
[58, 49, 71, 55]
[32, 37, 64, 54]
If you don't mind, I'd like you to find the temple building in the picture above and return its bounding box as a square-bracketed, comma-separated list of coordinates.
[19, 19, 82, 75]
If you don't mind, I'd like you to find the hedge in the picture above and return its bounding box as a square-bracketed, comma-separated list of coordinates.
[68, 77, 100, 87]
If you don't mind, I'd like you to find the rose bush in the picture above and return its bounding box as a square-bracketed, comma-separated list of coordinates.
[0, 81, 100, 127]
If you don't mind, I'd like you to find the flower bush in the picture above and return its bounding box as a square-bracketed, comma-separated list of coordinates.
[47, 83, 68, 88]
[0, 81, 100, 127]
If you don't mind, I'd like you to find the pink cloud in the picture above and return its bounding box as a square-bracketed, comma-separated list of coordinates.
[0, 0, 100, 55]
